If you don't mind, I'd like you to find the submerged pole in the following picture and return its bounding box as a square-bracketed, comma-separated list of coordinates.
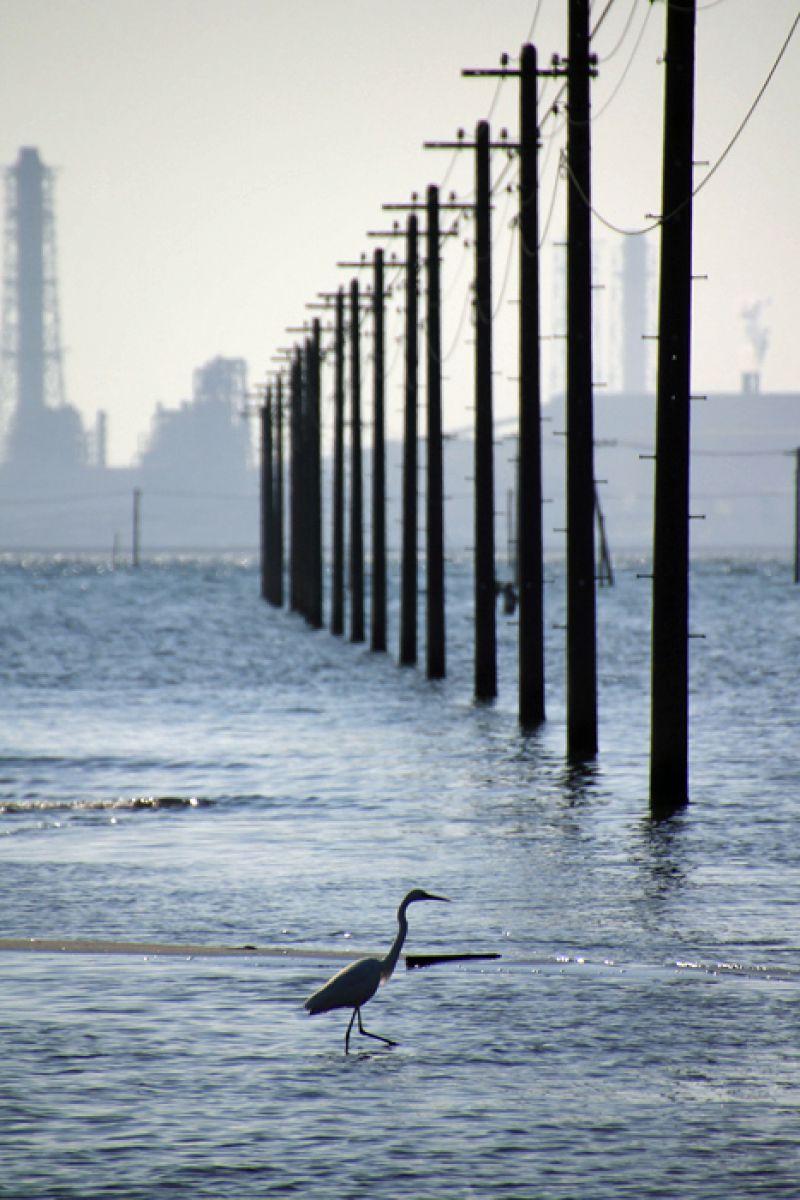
[274, 373, 284, 608]
[331, 289, 346, 635]
[794, 447, 800, 584]
[649, 0, 696, 817]
[566, 0, 598, 759]
[426, 185, 446, 680]
[400, 214, 419, 667]
[349, 278, 365, 643]
[518, 42, 545, 727]
[132, 488, 141, 568]
[289, 350, 303, 614]
[474, 119, 497, 700]
[260, 386, 273, 603]
[371, 249, 388, 652]
[307, 320, 323, 629]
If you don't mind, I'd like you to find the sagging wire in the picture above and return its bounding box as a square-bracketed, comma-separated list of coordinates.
[493, 216, 519, 320]
[562, 6, 800, 235]
[440, 276, 474, 364]
[594, 0, 640, 62]
[527, 0, 545, 41]
[590, 0, 656, 123]
[693, 9, 800, 201]
[539, 150, 567, 249]
[590, 0, 622, 41]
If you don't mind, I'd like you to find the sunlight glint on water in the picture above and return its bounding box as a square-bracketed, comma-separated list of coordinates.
[1, 555, 799, 1198]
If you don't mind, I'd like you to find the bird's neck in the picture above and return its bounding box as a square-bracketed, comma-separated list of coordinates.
[380, 908, 409, 980]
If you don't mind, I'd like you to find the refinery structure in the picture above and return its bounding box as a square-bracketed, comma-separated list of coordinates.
[0, 146, 797, 557]
[0, 148, 88, 481]
[0, 148, 257, 551]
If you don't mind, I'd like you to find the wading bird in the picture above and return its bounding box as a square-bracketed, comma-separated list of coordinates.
[304, 888, 450, 1053]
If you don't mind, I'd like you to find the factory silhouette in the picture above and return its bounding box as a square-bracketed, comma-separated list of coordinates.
[0, 146, 796, 556]
[0, 148, 256, 552]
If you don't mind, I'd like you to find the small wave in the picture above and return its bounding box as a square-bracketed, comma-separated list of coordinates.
[0, 795, 209, 815]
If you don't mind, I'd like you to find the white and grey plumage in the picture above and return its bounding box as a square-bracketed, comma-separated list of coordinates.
[304, 888, 450, 1053]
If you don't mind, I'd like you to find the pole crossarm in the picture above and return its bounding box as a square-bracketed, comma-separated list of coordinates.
[462, 67, 563, 79]
[552, 53, 599, 78]
[383, 202, 472, 213]
[425, 138, 520, 151]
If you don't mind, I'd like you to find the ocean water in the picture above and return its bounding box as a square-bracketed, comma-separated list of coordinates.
[1, 553, 799, 1198]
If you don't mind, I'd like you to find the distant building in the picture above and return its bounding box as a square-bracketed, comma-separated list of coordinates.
[0, 149, 257, 551]
[0, 147, 89, 480]
[0, 148, 795, 557]
[140, 356, 252, 486]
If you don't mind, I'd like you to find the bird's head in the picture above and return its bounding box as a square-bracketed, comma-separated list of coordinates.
[402, 888, 450, 909]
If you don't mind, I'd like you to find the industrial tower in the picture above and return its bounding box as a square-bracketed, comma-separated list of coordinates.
[0, 146, 86, 474]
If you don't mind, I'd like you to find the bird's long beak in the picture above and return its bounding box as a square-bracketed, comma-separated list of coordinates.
[425, 892, 451, 903]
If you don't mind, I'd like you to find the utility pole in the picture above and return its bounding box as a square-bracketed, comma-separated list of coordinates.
[426, 185, 446, 680]
[379, 195, 460, 672]
[518, 43, 546, 727]
[260, 386, 273, 603]
[349, 279, 365, 643]
[336, 253, 391, 650]
[400, 214, 419, 667]
[650, 0, 697, 818]
[331, 288, 346, 635]
[474, 119, 497, 701]
[289, 348, 303, 615]
[306, 320, 323, 629]
[132, 488, 141, 568]
[463, 47, 552, 725]
[566, 0, 598, 759]
[274, 373, 284, 609]
[371, 249, 388, 652]
[426, 122, 512, 701]
[794, 447, 800, 584]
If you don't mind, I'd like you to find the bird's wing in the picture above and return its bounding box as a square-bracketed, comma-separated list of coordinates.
[304, 956, 382, 1014]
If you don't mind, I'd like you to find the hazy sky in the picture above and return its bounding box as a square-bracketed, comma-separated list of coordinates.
[1, 0, 798, 465]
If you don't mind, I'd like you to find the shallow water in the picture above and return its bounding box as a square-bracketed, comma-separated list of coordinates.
[1, 554, 799, 1197]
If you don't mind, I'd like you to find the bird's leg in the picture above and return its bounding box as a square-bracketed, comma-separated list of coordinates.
[356, 1007, 397, 1048]
[345, 1008, 357, 1054]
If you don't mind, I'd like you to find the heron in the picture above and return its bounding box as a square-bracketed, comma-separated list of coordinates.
[304, 888, 450, 1053]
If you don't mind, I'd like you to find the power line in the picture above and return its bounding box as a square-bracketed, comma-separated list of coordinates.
[693, 9, 800, 200]
[566, 6, 800, 234]
[591, 1, 656, 122]
[590, 0, 622, 42]
[527, 0, 545, 41]
[594, 0, 641, 62]
[493, 221, 518, 320]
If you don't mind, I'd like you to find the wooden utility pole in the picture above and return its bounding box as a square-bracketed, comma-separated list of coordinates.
[371, 249, 388, 652]
[426, 185, 446, 680]
[274, 374, 284, 608]
[518, 42, 546, 727]
[425, 123, 512, 700]
[132, 488, 141, 568]
[260, 386, 273, 603]
[474, 119, 497, 701]
[566, 0, 598, 759]
[650, 0, 696, 817]
[289, 349, 303, 615]
[463, 48, 552, 724]
[794, 448, 800, 584]
[306, 320, 323, 629]
[400, 214, 419, 667]
[349, 279, 365, 643]
[331, 289, 345, 635]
